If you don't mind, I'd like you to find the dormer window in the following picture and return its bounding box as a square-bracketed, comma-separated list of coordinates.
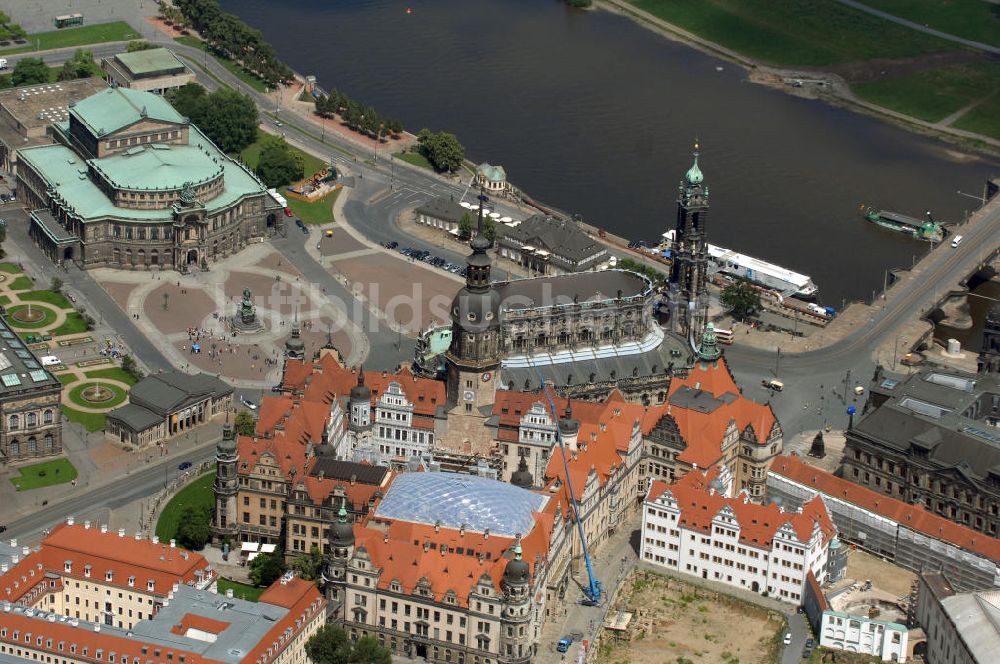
[147, 579, 155, 592]
[128, 576, 135, 588]
[84, 565, 91, 578]
[64, 561, 72, 573]
[106, 570, 113, 582]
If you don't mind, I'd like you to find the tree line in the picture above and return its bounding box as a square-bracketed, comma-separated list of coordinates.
[167, 82, 258, 153]
[313, 89, 402, 140]
[171, 0, 293, 85]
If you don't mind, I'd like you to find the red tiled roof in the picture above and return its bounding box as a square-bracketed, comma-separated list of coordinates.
[171, 613, 231, 635]
[241, 577, 327, 664]
[770, 454, 1000, 562]
[647, 468, 836, 550]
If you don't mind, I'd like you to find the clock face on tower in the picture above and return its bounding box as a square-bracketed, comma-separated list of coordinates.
[463, 390, 475, 402]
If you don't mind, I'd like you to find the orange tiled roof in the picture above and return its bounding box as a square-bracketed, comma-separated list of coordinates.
[171, 613, 231, 635]
[648, 469, 836, 550]
[239, 577, 327, 664]
[770, 454, 1000, 562]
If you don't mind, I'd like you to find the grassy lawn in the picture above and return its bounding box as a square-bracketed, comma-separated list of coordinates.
[52, 312, 91, 337]
[8, 275, 34, 291]
[61, 406, 106, 432]
[56, 373, 78, 386]
[6, 304, 57, 329]
[954, 91, 1000, 141]
[0, 21, 139, 55]
[394, 151, 433, 170]
[9, 458, 78, 491]
[155, 471, 216, 543]
[240, 132, 327, 177]
[859, 0, 1000, 48]
[288, 188, 342, 225]
[174, 35, 269, 93]
[0, 295, 9, 306]
[0, 262, 21, 274]
[67, 382, 127, 409]
[627, 0, 957, 66]
[217, 577, 265, 602]
[19, 289, 72, 309]
[85, 367, 139, 386]
[852, 61, 1000, 125]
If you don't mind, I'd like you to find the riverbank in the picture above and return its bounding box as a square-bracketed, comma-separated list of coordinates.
[598, 0, 1000, 154]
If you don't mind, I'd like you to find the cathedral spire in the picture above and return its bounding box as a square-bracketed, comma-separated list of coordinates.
[685, 140, 703, 186]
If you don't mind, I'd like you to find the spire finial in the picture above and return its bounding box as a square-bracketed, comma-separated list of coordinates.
[514, 543, 522, 560]
[357, 364, 365, 387]
[685, 138, 704, 186]
[338, 497, 348, 522]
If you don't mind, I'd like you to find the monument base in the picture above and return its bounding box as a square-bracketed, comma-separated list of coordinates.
[231, 317, 265, 334]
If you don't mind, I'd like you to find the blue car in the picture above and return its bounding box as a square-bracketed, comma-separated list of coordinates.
[178, 461, 192, 471]
[556, 638, 572, 653]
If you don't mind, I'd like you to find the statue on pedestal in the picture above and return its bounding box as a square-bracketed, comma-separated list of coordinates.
[231, 286, 264, 333]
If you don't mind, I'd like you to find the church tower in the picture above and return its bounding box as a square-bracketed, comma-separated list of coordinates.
[500, 542, 535, 663]
[211, 415, 238, 543]
[323, 498, 355, 620]
[979, 304, 1000, 374]
[669, 142, 710, 340]
[446, 186, 501, 412]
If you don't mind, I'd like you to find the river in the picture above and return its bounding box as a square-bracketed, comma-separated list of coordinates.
[219, 0, 998, 305]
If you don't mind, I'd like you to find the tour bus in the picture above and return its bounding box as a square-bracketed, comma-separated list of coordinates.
[54, 13, 84, 29]
[714, 327, 734, 344]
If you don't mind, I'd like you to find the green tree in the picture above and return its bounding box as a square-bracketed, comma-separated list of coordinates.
[50, 277, 63, 293]
[617, 257, 667, 288]
[255, 135, 304, 188]
[11, 58, 49, 86]
[305, 625, 351, 664]
[457, 211, 474, 240]
[57, 49, 95, 82]
[195, 88, 258, 153]
[385, 118, 403, 137]
[483, 216, 497, 245]
[249, 550, 286, 586]
[166, 82, 208, 122]
[120, 354, 144, 382]
[721, 279, 762, 321]
[234, 409, 256, 436]
[292, 545, 324, 583]
[175, 506, 211, 550]
[417, 129, 465, 173]
[348, 637, 391, 664]
[127, 40, 154, 52]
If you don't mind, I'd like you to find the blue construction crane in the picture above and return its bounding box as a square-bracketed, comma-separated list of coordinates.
[533, 365, 603, 606]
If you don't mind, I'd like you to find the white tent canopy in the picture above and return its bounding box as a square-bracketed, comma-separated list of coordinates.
[260, 543, 277, 554]
[240, 542, 259, 553]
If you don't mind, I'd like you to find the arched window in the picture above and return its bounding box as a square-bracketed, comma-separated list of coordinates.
[28, 437, 36, 452]
[26, 412, 36, 427]
[43, 409, 53, 424]
[8, 414, 19, 430]
[8, 440, 19, 456]
[44, 433, 53, 450]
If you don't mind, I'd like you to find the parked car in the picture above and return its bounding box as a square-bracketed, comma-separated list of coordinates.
[240, 396, 257, 410]
[283, 207, 293, 217]
[178, 461, 192, 471]
[301, 223, 309, 235]
[556, 638, 572, 653]
[805, 638, 814, 648]
[384, 241, 398, 249]
[783, 633, 792, 646]
[295, 218, 305, 229]
[627, 239, 646, 249]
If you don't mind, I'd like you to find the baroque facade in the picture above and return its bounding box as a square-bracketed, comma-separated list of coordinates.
[0, 316, 64, 464]
[17, 86, 279, 271]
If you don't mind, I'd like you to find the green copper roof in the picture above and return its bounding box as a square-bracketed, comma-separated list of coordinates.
[477, 162, 507, 182]
[18, 125, 265, 222]
[90, 143, 224, 192]
[685, 148, 703, 186]
[697, 322, 722, 362]
[114, 48, 187, 76]
[70, 86, 186, 138]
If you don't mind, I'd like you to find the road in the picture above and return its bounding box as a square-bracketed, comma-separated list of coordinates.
[3, 437, 219, 544]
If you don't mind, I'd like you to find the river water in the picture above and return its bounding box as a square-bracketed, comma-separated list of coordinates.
[220, 0, 998, 305]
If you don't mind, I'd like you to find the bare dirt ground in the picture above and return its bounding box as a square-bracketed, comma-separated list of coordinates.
[596, 571, 783, 664]
[845, 549, 917, 599]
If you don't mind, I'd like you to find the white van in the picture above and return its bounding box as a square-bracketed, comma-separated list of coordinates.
[0, 59, 8, 70]
[951, 235, 964, 248]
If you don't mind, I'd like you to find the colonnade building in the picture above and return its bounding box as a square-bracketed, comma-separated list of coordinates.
[17, 86, 280, 271]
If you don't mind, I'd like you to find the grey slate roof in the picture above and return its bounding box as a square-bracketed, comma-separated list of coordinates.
[128, 371, 232, 416]
[106, 402, 163, 431]
[498, 214, 607, 264]
[855, 368, 1000, 480]
[309, 457, 389, 485]
[415, 196, 467, 225]
[498, 270, 651, 311]
[0, 316, 61, 395]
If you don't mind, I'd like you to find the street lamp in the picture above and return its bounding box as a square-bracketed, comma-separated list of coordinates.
[957, 189, 986, 206]
[374, 123, 384, 164]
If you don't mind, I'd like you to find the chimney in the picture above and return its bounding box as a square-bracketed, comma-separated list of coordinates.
[173, 582, 179, 593]
[93, 624, 100, 633]
[483, 528, 490, 540]
[8, 539, 15, 547]
[100, 524, 108, 534]
[350, 474, 356, 485]
[21, 546, 28, 556]
[118, 528, 125, 538]
[67, 516, 75, 526]
[134, 532, 142, 541]
[84, 521, 91, 530]
[434, 520, 440, 533]
[152, 536, 159, 544]
[169, 539, 176, 548]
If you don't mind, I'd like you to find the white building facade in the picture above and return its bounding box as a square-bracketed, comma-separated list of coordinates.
[818, 611, 908, 662]
[641, 471, 835, 605]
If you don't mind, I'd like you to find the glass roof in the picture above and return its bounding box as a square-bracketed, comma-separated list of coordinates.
[376, 472, 548, 537]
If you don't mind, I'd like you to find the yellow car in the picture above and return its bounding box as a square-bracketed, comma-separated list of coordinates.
[325, 229, 333, 237]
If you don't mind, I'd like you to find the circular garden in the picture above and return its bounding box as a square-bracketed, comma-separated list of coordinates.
[68, 381, 128, 409]
[6, 303, 57, 329]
